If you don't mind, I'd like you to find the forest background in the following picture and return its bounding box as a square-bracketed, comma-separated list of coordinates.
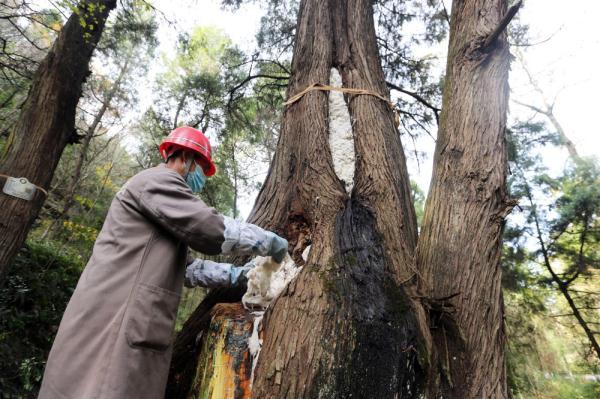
[0, 0, 598, 397]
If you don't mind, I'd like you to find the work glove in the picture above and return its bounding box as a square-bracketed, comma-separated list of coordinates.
[267, 233, 288, 263]
[229, 260, 256, 288]
[222, 216, 289, 261]
[185, 259, 232, 288]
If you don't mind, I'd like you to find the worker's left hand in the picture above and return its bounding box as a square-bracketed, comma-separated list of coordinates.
[230, 260, 256, 287]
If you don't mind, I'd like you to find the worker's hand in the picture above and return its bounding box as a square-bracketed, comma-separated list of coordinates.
[230, 261, 256, 287]
[221, 217, 289, 261]
[185, 259, 233, 288]
[268, 233, 288, 263]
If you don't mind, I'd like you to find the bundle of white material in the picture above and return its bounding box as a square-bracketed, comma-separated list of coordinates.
[243, 253, 304, 384]
[242, 254, 300, 310]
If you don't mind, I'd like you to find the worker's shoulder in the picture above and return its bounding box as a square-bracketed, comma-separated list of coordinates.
[135, 164, 184, 183]
[126, 165, 185, 191]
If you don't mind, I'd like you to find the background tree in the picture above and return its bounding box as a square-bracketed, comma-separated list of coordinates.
[0, 0, 118, 277]
[40, 8, 158, 239]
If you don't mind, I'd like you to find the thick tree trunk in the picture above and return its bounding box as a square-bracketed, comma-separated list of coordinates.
[247, 0, 430, 397]
[0, 0, 116, 276]
[171, 0, 517, 397]
[416, 0, 513, 397]
[170, 0, 431, 397]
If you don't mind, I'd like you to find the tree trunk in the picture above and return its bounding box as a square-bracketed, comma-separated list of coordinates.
[247, 0, 431, 397]
[416, 0, 513, 397]
[0, 0, 116, 276]
[171, 0, 517, 397]
[188, 303, 254, 399]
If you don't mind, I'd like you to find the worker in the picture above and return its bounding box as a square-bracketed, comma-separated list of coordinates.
[38, 126, 288, 399]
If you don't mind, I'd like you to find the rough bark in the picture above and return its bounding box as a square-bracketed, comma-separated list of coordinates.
[416, 0, 513, 397]
[171, 0, 518, 397]
[248, 0, 430, 397]
[0, 0, 116, 276]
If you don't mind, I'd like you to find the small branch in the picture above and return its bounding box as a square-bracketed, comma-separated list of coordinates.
[482, 0, 523, 51]
[387, 81, 440, 124]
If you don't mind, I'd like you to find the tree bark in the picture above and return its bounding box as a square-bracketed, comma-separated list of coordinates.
[248, 0, 431, 397]
[416, 0, 513, 397]
[171, 0, 517, 397]
[0, 0, 116, 276]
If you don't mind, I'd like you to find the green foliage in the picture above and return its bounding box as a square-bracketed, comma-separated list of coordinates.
[506, 290, 600, 398]
[504, 117, 600, 397]
[0, 241, 84, 397]
[411, 181, 425, 228]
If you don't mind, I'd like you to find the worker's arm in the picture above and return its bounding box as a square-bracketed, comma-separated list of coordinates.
[134, 166, 287, 259]
[135, 168, 225, 255]
[184, 259, 255, 288]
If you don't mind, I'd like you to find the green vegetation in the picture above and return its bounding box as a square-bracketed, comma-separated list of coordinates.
[0, 242, 84, 397]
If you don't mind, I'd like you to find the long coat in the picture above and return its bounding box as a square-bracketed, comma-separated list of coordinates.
[38, 164, 226, 399]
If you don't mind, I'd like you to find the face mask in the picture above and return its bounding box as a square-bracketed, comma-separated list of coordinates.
[186, 164, 206, 193]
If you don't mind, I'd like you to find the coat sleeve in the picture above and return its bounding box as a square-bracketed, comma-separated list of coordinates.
[136, 169, 225, 255]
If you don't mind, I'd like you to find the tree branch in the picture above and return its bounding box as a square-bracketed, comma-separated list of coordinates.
[482, 0, 523, 51]
[387, 81, 440, 124]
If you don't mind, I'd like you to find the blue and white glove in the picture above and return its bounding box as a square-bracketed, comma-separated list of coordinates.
[268, 234, 288, 263]
[229, 260, 256, 287]
[221, 216, 289, 262]
[185, 259, 257, 288]
[185, 259, 232, 288]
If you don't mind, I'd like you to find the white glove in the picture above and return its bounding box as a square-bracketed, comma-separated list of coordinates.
[185, 259, 232, 288]
[221, 216, 288, 261]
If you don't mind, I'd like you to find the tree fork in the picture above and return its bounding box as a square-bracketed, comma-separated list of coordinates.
[249, 0, 431, 397]
[0, 0, 117, 277]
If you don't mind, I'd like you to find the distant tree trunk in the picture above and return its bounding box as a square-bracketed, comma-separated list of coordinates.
[0, 0, 116, 277]
[416, 0, 514, 397]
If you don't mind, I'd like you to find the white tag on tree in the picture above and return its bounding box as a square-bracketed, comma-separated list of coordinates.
[2, 176, 37, 201]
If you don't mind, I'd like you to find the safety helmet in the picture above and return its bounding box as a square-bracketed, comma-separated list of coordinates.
[159, 126, 216, 176]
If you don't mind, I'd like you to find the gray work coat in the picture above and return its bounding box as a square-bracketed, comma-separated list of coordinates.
[38, 164, 226, 399]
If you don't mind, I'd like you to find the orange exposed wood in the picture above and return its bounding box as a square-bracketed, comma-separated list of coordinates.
[186, 303, 253, 399]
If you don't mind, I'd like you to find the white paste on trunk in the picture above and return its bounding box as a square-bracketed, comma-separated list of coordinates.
[243, 254, 303, 384]
[328, 67, 355, 193]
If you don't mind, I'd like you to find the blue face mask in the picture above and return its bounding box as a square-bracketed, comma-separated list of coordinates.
[185, 163, 206, 193]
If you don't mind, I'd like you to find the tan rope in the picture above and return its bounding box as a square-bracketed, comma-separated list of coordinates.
[0, 173, 48, 197]
[283, 83, 401, 126]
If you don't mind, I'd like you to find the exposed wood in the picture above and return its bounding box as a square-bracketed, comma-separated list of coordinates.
[167, 286, 247, 399]
[187, 303, 254, 399]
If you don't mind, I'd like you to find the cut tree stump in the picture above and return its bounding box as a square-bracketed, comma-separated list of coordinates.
[185, 303, 253, 399]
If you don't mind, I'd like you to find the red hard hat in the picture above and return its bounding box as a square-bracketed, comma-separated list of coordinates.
[159, 126, 216, 177]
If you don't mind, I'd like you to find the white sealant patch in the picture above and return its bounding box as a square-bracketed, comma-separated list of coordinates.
[243, 254, 303, 385]
[328, 67, 355, 193]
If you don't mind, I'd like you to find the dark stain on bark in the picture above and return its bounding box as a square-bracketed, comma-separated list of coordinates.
[312, 198, 424, 398]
